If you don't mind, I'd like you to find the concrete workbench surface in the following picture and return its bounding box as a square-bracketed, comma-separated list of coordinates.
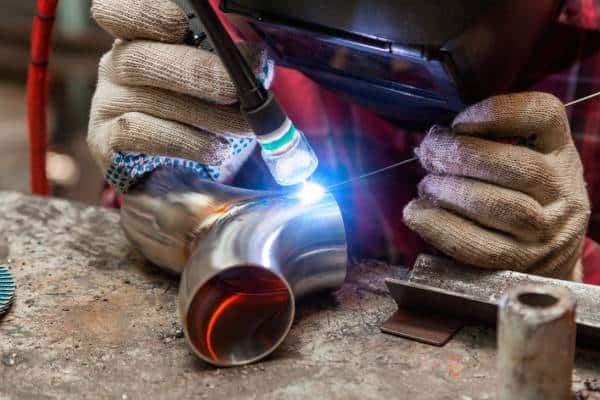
[0, 192, 599, 399]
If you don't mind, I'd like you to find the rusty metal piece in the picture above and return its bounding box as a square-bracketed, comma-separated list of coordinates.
[383, 279, 493, 342]
[380, 308, 462, 346]
[382, 254, 600, 345]
[497, 284, 576, 400]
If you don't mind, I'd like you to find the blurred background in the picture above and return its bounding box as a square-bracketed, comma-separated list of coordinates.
[0, 0, 111, 203]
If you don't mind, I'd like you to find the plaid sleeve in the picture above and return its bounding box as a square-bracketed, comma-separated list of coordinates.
[559, 0, 600, 30]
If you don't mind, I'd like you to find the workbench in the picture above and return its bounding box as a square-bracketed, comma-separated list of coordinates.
[1, 192, 599, 399]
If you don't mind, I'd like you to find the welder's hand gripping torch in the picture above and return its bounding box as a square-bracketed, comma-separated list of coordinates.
[177, 0, 319, 186]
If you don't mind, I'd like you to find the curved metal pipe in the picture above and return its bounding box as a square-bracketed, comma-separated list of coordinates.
[120, 169, 347, 366]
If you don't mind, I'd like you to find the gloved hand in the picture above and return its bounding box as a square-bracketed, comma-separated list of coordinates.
[404, 92, 591, 280]
[88, 0, 274, 191]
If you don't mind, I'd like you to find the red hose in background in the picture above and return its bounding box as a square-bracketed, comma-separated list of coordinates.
[26, 0, 59, 196]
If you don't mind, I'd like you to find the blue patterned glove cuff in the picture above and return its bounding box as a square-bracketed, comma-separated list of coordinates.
[105, 136, 255, 192]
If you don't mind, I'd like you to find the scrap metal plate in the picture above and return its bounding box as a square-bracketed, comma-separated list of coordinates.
[381, 307, 462, 346]
[382, 254, 600, 346]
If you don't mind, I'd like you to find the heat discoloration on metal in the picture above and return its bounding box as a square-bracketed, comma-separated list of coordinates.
[497, 284, 576, 400]
[0, 193, 598, 399]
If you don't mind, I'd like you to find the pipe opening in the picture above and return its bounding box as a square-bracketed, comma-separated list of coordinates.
[185, 266, 294, 366]
[517, 292, 559, 308]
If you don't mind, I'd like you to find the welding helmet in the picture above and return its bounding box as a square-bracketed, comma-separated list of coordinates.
[220, 0, 563, 124]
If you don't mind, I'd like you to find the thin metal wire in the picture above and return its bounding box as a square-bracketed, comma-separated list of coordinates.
[325, 90, 600, 192]
[564, 90, 600, 107]
[326, 156, 418, 191]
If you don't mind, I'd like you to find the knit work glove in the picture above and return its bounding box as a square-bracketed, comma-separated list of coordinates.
[88, 0, 274, 191]
[404, 92, 590, 280]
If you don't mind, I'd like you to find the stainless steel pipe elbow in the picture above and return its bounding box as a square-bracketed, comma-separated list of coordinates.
[120, 169, 347, 366]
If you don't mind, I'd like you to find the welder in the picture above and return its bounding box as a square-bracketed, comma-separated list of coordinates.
[87, 0, 600, 284]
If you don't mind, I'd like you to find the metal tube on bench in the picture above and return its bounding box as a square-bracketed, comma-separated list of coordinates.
[119, 168, 347, 366]
[497, 284, 576, 400]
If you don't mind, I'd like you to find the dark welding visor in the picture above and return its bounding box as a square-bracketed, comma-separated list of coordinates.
[220, 0, 562, 124]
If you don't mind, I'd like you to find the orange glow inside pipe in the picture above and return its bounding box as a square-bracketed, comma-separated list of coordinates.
[205, 293, 242, 362]
[204, 287, 290, 362]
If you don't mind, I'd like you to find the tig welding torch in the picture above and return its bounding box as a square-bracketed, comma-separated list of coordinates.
[182, 0, 319, 186]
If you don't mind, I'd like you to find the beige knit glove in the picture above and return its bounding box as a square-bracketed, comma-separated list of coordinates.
[88, 0, 274, 191]
[403, 92, 591, 280]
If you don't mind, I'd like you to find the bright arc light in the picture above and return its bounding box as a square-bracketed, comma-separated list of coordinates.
[297, 182, 325, 204]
